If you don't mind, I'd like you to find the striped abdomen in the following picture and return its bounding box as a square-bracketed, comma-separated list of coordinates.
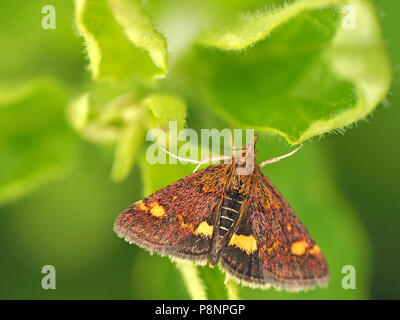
[218, 189, 244, 238]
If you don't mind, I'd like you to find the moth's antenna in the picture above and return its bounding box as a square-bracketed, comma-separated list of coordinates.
[159, 146, 200, 164]
[159, 146, 231, 172]
[259, 144, 303, 168]
[193, 162, 202, 173]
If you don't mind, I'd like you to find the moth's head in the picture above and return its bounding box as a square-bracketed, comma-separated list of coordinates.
[234, 135, 258, 175]
[245, 135, 258, 156]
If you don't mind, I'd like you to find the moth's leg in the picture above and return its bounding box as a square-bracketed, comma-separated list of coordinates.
[259, 144, 303, 168]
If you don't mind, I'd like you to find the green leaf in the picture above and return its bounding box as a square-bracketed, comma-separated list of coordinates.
[143, 93, 187, 146]
[306, 0, 393, 141]
[196, 0, 337, 50]
[74, 0, 168, 81]
[0, 80, 76, 204]
[182, 0, 391, 144]
[68, 90, 187, 181]
[108, 0, 168, 76]
[111, 116, 145, 182]
[68, 91, 134, 144]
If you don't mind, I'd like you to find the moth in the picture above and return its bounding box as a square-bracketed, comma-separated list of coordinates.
[114, 136, 329, 291]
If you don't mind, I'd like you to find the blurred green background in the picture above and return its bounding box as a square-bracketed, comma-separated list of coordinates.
[0, 0, 398, 299]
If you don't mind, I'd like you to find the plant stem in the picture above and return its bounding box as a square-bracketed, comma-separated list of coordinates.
[177, 262, 208, 300]
[226, 280, 241, 300]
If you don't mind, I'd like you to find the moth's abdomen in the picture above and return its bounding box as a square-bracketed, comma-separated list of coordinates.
[218, 189, 244, 238]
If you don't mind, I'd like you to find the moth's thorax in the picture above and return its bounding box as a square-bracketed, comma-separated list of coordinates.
[209, 150, 259, 266]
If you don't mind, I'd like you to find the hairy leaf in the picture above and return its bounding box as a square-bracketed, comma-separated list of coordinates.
[183, 0, 391, 144]
[75, 0, 168, 80]
[68, 91, 187, 181]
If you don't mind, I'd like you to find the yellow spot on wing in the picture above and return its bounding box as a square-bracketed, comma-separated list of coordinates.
[194, 221, 213, 238]
[228, 234, 258, 255]
[136, 200, 148, 211]
[267, 241, 280, 255]
[309, 244, 321, 256]
[178, 214, 194, 232]
[259, 241, 280, 256]
[291, 240, 309, 255]
[287, 224, 292, 232]
[149, 202, 165, 218]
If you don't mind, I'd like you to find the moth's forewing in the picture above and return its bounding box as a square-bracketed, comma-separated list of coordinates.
[114, 164, 227, 263]
[220, 170, 329, 291]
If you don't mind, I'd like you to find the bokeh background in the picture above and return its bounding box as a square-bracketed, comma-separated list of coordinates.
[0, 0, 398, 299]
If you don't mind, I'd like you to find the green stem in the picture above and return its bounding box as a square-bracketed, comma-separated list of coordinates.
[226, 280, 241, 300]
[176, 262, 208, 300]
